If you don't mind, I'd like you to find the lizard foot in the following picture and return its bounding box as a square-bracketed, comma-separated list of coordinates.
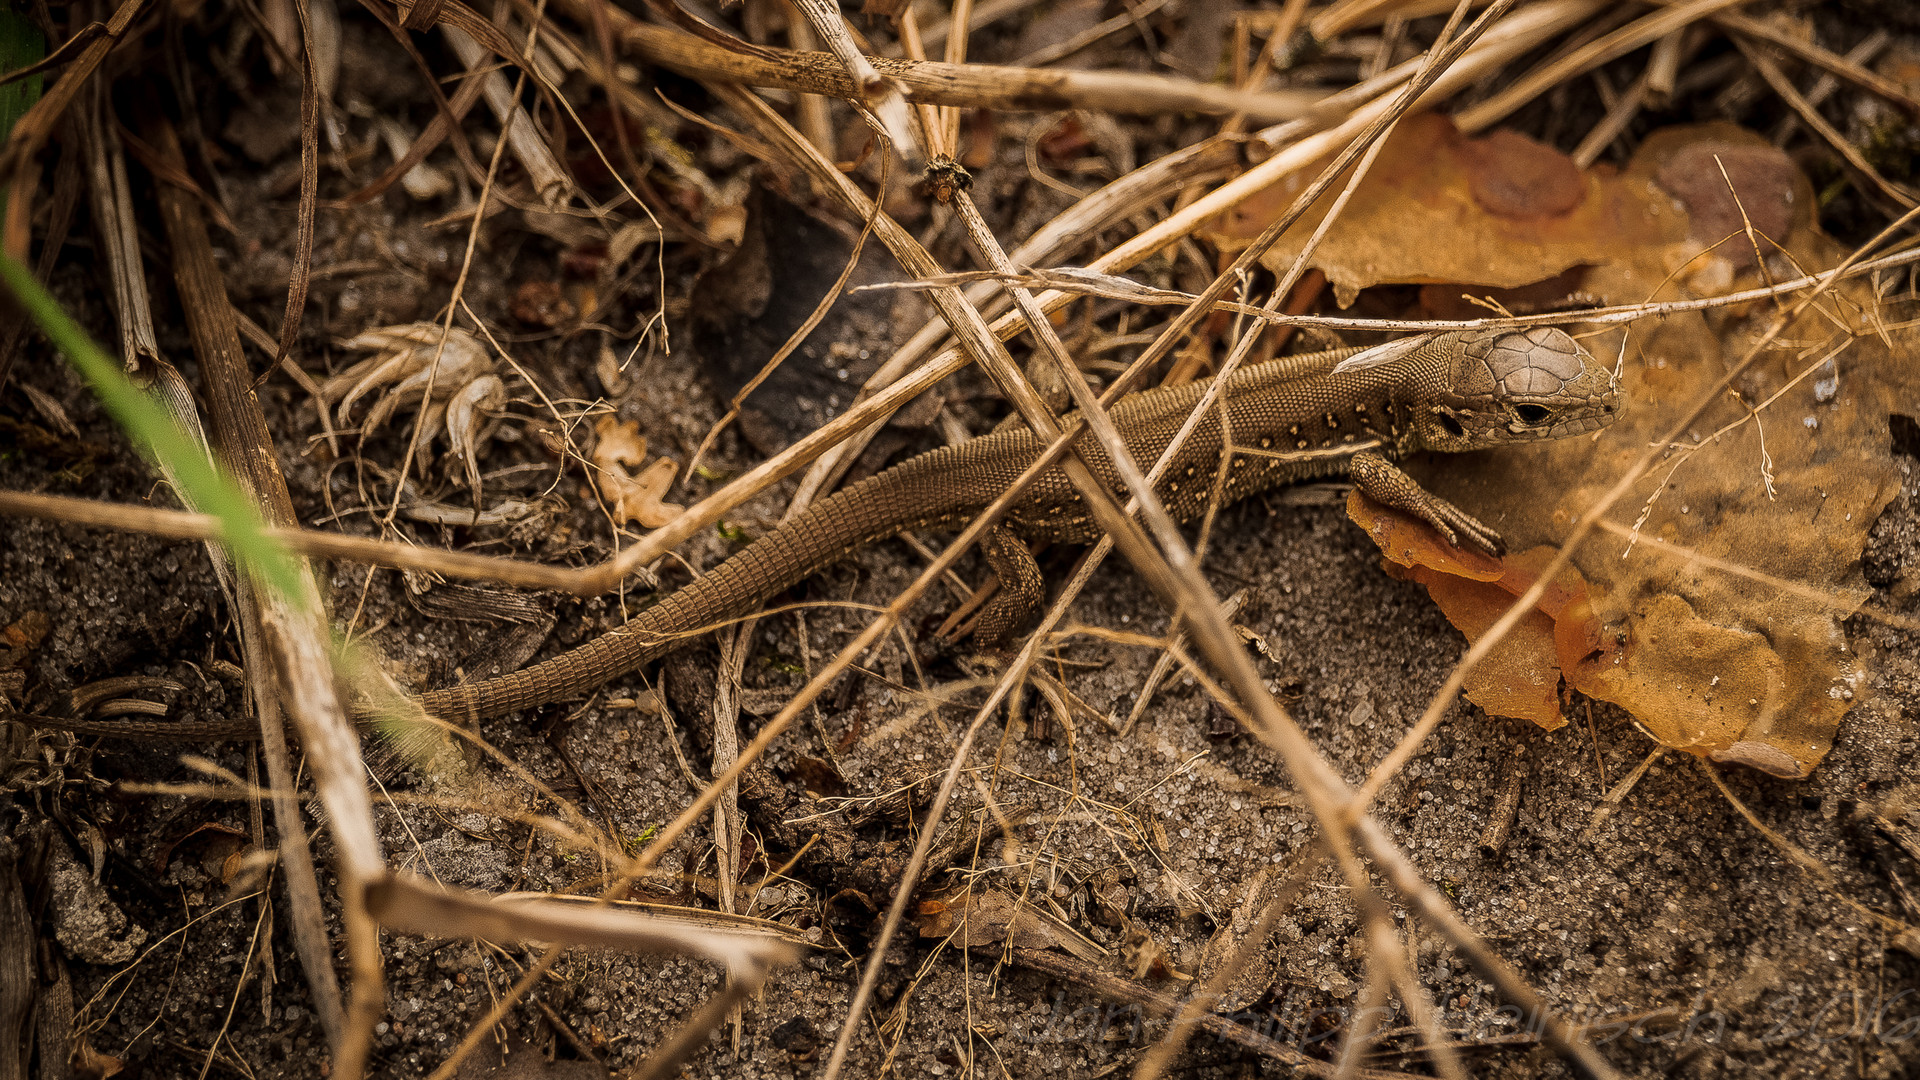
[1349, 450, 1506, 557]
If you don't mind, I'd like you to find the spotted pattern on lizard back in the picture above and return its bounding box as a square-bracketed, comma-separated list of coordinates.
[414, 327, 1618, 723]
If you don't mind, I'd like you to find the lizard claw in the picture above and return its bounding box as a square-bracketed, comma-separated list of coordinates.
[1350, 449, 1506, 558]
[1428, 502, 1506, 558]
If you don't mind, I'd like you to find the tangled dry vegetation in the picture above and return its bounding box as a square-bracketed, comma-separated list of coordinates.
[2, 0, 1920, 1077]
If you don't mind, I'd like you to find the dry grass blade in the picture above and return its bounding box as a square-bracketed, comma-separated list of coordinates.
[785, 0, 922, 164]
[1738, 37, 1918, 211]
[1572, 65, 1650, 167]
[1454, 0, 1752, 134]
[338, 0, 491, 205]
[442, 21, 573, 207]
[1312, 0, 1492, 39]
[0, 491, 593, 591]
[367, 875, 804, 967]
[275, 0, 321, 374]
[0, 0, 144, 258]
[145, 109, 380, 1069]
[1713, 8, 1920, 117]
[77, 82, 158, 371]
[558, 4, 1323, 123]
[857, 244, 1920, 331]
[369, 875, 802, 1080]
[1011, 0, 1177, 68]
[1112, 4, 1622, 1074]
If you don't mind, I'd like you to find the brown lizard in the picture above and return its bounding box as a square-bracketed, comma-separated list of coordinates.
[13, 327, 1618, 739]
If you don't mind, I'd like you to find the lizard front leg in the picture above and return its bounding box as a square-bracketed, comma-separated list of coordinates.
[1349, 450, 1505, 556]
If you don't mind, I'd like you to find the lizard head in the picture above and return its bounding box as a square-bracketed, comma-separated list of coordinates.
[1415, 327, 1620, 452]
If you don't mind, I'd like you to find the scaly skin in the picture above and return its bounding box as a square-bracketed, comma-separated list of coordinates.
[17, 328, 1618, 739]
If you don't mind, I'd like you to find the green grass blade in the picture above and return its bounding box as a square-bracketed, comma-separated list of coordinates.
[0, 254, 308, 606]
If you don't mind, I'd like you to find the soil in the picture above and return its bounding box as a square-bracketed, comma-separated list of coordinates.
[2, 6, 1918, 1080]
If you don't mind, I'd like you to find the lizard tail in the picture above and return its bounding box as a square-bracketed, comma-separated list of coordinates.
[413, 448, 972, 723]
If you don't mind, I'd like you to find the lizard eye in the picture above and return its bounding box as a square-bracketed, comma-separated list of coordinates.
[1513, 404, 1551, 425]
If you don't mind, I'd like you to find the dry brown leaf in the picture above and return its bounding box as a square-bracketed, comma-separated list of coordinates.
[70, 1037, 124, 1080]
[592, 416, 685, 529]
[1351, 491, 1599, 730]
[914, 886, 1106, 962]
[1208, 113, 1690, 306]
[1340, 124, 1911, 777]
[1121, 917, 1191, 982]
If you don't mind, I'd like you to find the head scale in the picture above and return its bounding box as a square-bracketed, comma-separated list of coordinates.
[1414, 327, 1620, 451]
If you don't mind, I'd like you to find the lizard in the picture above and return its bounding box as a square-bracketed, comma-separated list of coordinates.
[11, 327, 1618, 739]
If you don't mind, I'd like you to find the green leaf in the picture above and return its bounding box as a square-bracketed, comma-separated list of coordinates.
[0, 6, 44, 152]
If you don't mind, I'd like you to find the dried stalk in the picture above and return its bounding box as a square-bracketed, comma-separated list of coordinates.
[443, 21, 573, 206]
[1455, 0, 1753, 134]
[1713, 8, 1920, 117]
[562, 7, 1322, 123]
[146, 110, 379, 1071]
[0, 0, 144, 258]
[786, 0, 923, 163]
[1739, 37, 1917, 211]
[0, 491, 593, 591]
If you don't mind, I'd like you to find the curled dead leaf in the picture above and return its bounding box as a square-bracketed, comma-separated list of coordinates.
[1351, 491, 1600, 730]
[446, 374, 507, 497]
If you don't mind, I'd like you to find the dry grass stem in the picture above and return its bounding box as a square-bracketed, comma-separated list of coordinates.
[442, 22, 573, 206]
[1455, 0, 1752, 134]
[1643, 26, 1688, 105]
[1572, 67, 1649, 167]
[561, 4, 1324, 123]
[786, 0, 924, 163]
[0, 0, 144, 257]
[1715, 8, 1920, 117]
[147, 109, 375, 1065]
[1739, 38, 1918, 211]
[857, 243, 1920, 331]
[1012, 0, 1178, 68]
[0, 490, 593, 591]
